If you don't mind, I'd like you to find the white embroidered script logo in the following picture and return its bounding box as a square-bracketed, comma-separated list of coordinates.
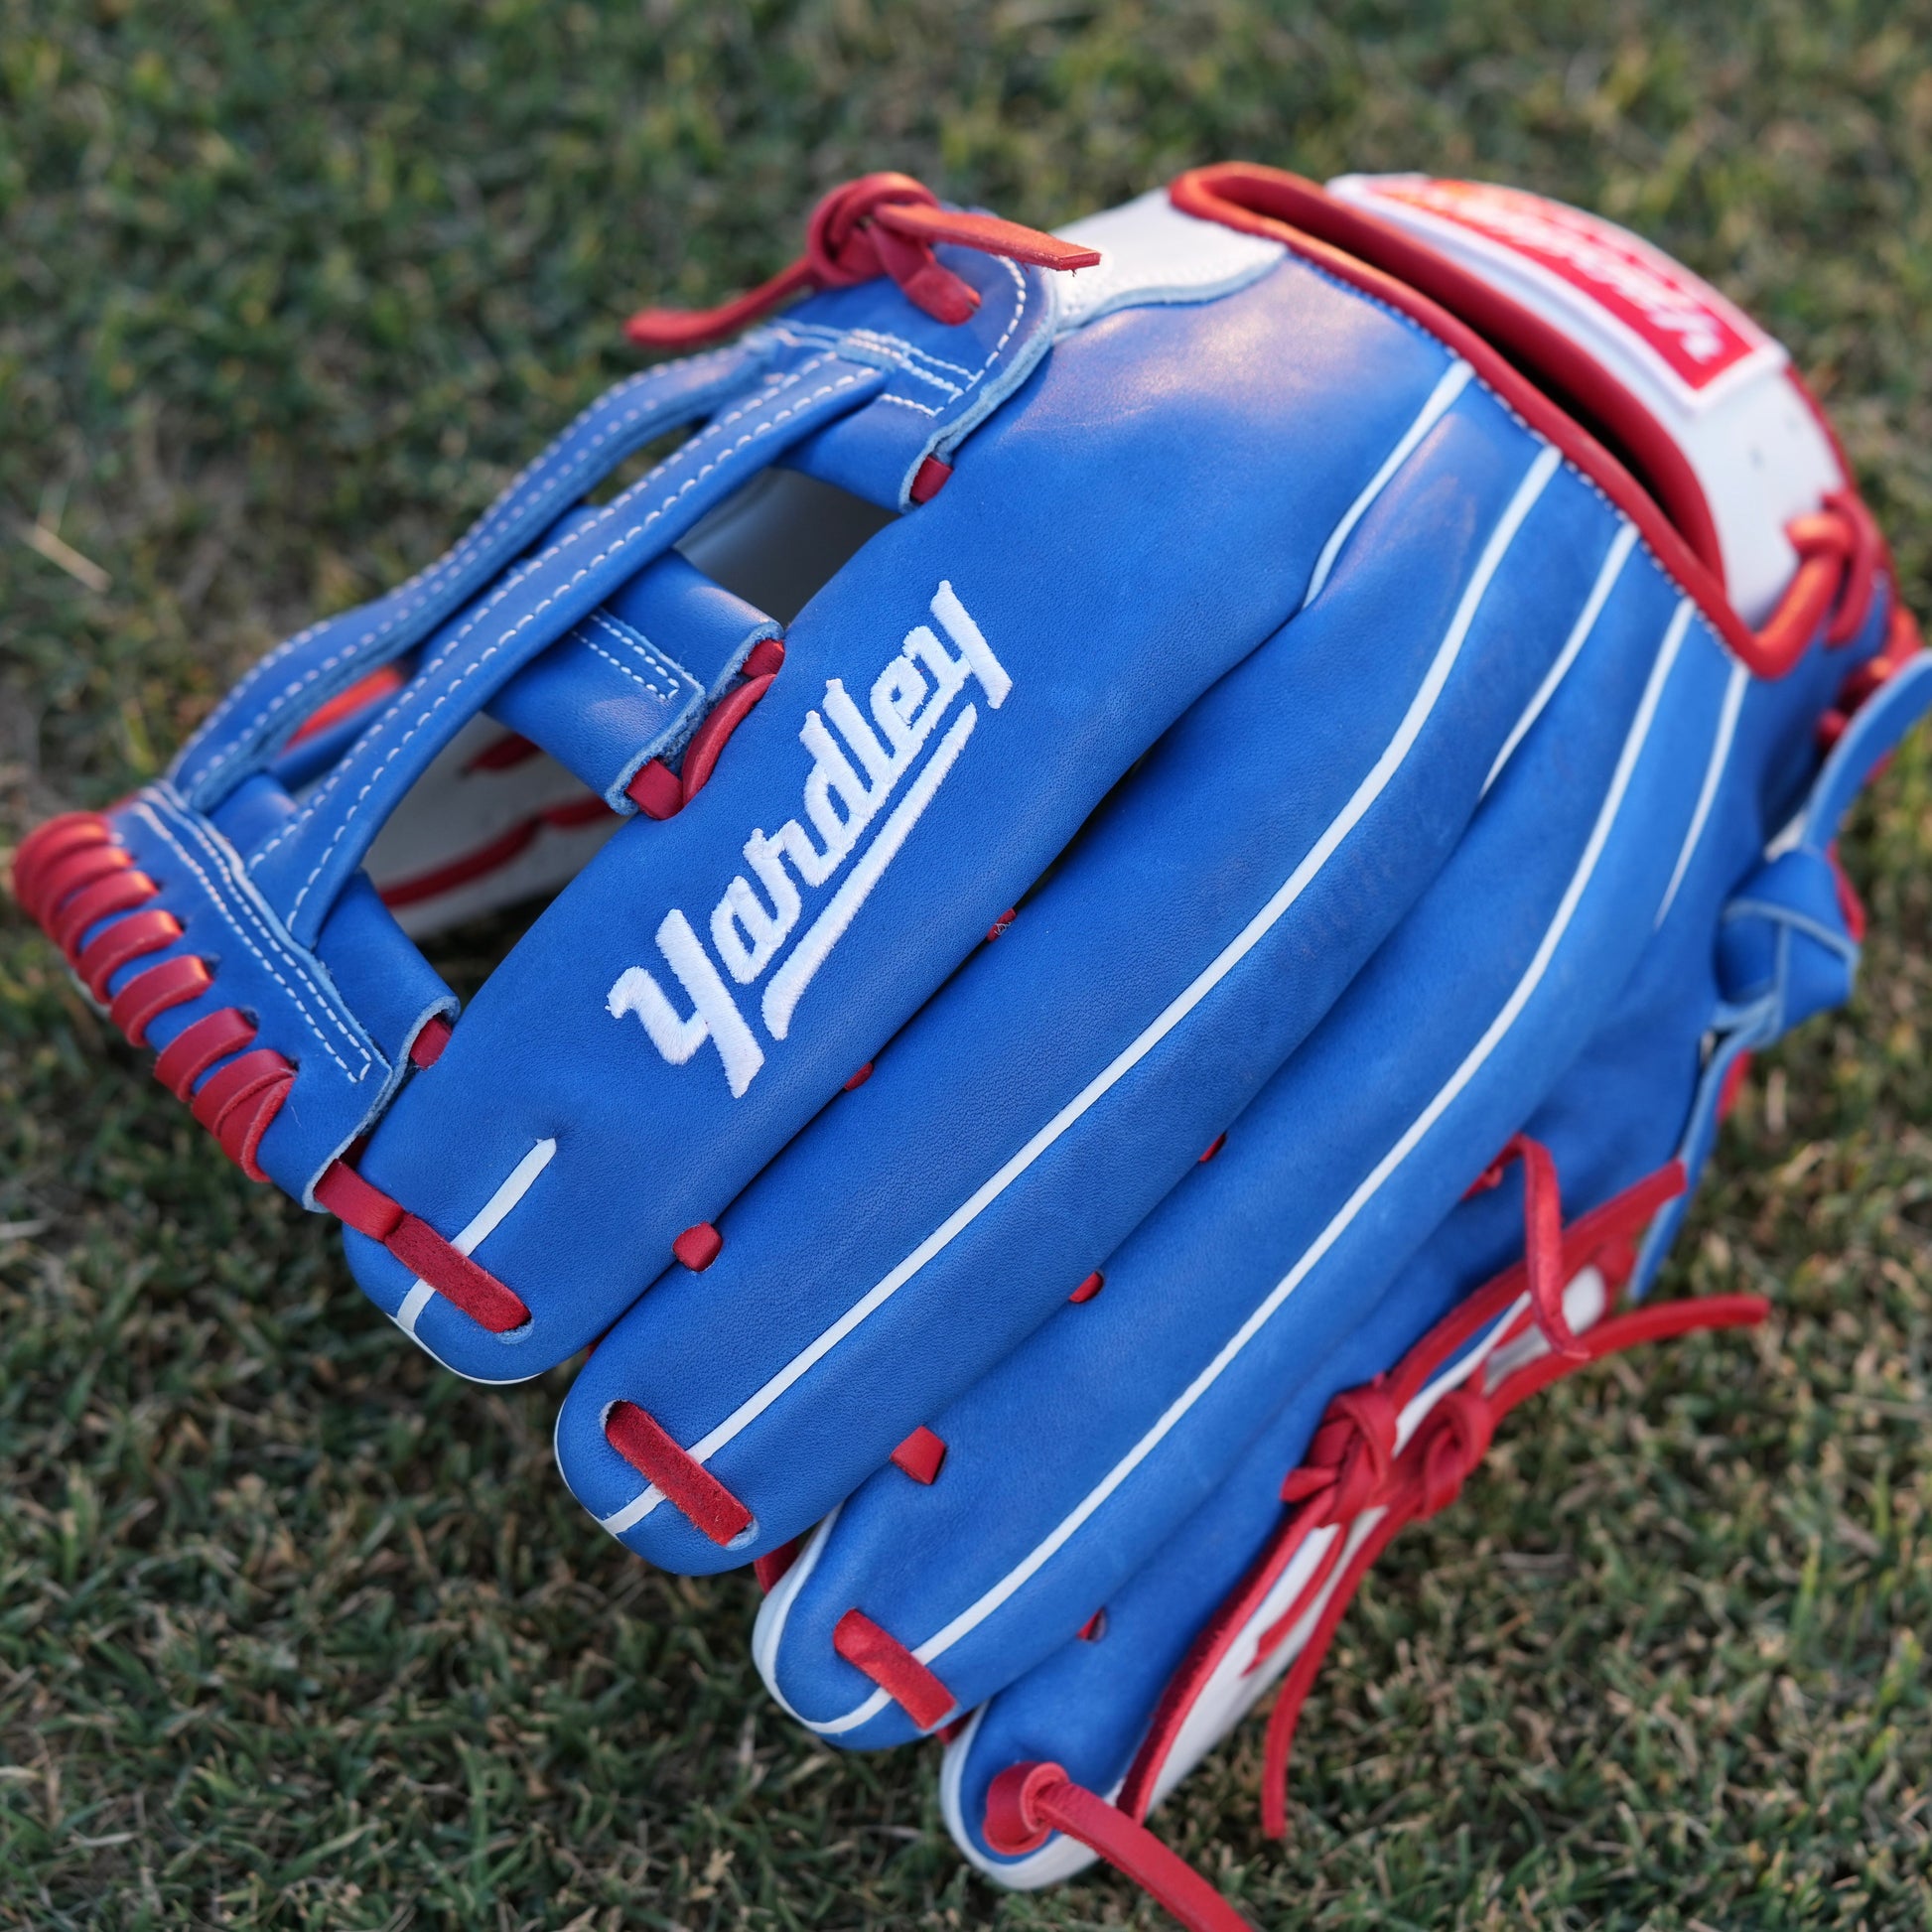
[606, 580, 1011, 1097]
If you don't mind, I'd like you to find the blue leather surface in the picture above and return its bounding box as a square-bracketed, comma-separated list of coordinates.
[924, 597, 1912, 1867]
[756, 553, 1731, 1744]
[345, 250, 1458, 1381]
[555, 405, 1626, 1567]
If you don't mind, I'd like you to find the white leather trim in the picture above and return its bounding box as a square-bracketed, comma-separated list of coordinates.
[1050, 189, 1285, 336]
[1327, 174, 1844, 625]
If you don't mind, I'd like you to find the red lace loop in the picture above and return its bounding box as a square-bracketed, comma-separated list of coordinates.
[984, 1763, 1253, 1932]
[625, 172, 1101, 349]
[1468, 1133, 1583, 1359]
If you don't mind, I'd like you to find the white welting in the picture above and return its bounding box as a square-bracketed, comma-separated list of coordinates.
[1050, 188, 1288, 336]
[1482, 523, 1638, 796]
[1302, 360, 1473, 609]
[607, 444, 1564, 1543]
[396, 1137, 557, 1340]
[1656, 657, 1748, 924]
[797, 594, 1695, 1729]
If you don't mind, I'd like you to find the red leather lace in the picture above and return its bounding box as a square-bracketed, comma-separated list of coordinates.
[985, 1762, 1254, 1932]
[625, 172, 1100, 349]
[973, 1155, 1767, 1931]
[11, 813, 295, 1179]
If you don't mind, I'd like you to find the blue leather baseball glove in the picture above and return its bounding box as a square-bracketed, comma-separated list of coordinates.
[15, 164, 1926, 1930]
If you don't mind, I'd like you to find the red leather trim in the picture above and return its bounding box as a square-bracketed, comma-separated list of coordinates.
[890, 1425, 947, 1485]
[984, 1764, 1251, 1931]
[74, 909, 183, 1002]
[154, 1008, 258, 1100]
[1169, 166, 1783, 671]
[215, 1071, 293, 1180]
[188, 1045, 288, 1127]
[985, 906, 1017, 941]
[409, 1015, 454, 1067]
[386, 1216, 529, 1332]
[1120, 1160, 1692, 1825]
[679, 672, 775, 801]
[741, 635, 787, 680]
[672, 1221, 724, 1272]
[1077, 1608, 1107, 1642]
[831, 1609, 955, 1729]
[625, 759, 682, 819]
[109, 954, 213, 1046]
[910, 456, 953, 503]
[842, 1060, 875, 1092]
[605, 1400, 754, 1546]
[1221, 171, 1727, 580]
[1198, 1133, 1226, 1164]
[754, 1537, 803, 1593]
[315, 1159, 405, 1241]
[13, 812, 113, 921]
[54, 868, 156, 957]
[34, 841, 134, 924]
[1069, 1271, 1105, 1304]
[284, 664, 407, 747]
[314, 1159, 530, 1332]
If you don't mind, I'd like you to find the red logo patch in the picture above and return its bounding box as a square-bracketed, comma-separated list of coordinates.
[1363, 178, 1768, 396]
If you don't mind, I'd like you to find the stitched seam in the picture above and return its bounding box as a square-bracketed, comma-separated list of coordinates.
[186, 345, 749, 785]
[281, 362, 872, 924]
[774, 259, 1029, 412]
[872, 392, 944, 418]
[574, 612, 693, 705]
[775, 321, 976, 388]
[250, 356, 837, 872]
[572, 610, 695, 703]
[135, 792, 372, 1078]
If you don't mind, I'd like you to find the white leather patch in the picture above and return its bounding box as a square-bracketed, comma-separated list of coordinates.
[1329, 173, 1844, 626]
[1051, 188, 1284, 336]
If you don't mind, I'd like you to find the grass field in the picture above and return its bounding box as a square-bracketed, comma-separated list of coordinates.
[4, 2, 1932, 1926]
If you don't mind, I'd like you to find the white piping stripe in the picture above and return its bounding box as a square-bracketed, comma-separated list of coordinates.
[1303, 360, 1473, 609]
[395, 1137, 557, 1340]
[1482, 523, 1638, 797]
[1656, 657, 1748, 925]
[795, 595, 1696, 1733]
[606, 443, 1566, 1543]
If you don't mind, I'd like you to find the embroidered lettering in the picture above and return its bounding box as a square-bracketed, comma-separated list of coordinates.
[607, 581, 1010, 1093]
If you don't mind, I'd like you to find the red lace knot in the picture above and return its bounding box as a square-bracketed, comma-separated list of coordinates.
[625, 172, 1101, 350]
[1281, 1382, 1399, 1522]
[1414, 1386, 1496, 1519]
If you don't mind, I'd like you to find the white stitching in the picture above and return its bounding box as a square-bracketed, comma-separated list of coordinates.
[134, 791, 373, 1079]
[184, 345, 751, 786]
[280, 362, 874, 925]
[249, 356, 836, 872]
[573, 610, 694, 705]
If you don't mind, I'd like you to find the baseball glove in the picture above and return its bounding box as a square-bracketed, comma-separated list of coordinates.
[14, 163, 1926, 1928]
